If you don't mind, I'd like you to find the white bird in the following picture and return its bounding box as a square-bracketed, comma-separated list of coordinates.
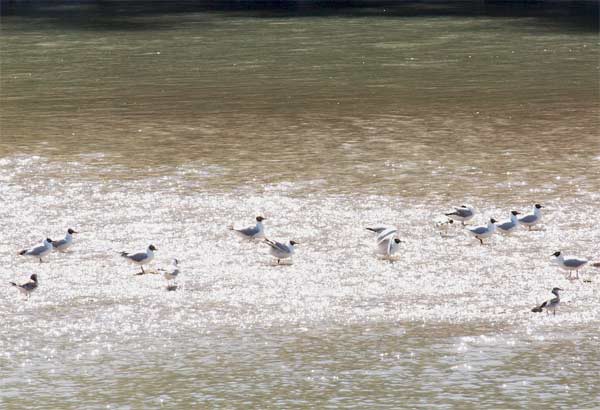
[377, 237, 403, 258]
[496, 211, 521, 235]
[120, 244, 157, 274]
[531, 287, 562, 315]
[230, 216, 266, 240]
[162, 258, 180, 284]
[467, 218, 497, 245]
[51, 228, 78, 252]
[264, 238, 297, 264]
[552, 251, 588, 280]
[519, 204, 543, 230]
[10, 274, 38, 298]
[445, 205, 475, 225]
[18, 238, 54, 263]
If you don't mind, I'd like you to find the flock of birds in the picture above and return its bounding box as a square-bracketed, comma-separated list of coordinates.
[9, 203, 599, 316]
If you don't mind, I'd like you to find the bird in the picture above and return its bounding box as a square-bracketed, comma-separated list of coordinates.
[18, 238, 54, 263]
[467, 218, 497, 245]
[532, 287, 562, 315]
[10, 274, 38, 298]
[445, 205, 475, 226]
[264, 238, 297, 264]
[120, 244, 157, 274]
[552, 251, 588, 280]
[229, 216, 266, 240]
[519, 204, 543, 230]
[51, 228, 79, 252]
[377, 237, 403, 258]
[162, 258, 180, 284]
[496, 211, 521, 235]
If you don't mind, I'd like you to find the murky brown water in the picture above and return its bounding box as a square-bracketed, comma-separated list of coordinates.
[1, 1, 599, 408]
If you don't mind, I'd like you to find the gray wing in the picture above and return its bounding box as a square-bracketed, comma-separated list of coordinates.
[469, 227, 487, 235]
[366, 226, 389, 234]
[564, 258, 587, 268]
[27, 245, 47, 256]
[236, 226, 259, 236]
[377, 228, 397, 243]
[448, 208, 472, 218]
[266, 240, 290, 253]
[52, 239, 68, 248]
[127, 252, 148, 262]
[21, 282, 37, 291]
[497, 222, 513, 230]
[519, 215, 536, 224]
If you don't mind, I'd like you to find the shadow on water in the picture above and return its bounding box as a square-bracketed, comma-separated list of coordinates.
[1, 0, 598, 32]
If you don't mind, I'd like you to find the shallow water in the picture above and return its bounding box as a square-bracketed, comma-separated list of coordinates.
[1, 1, 599, 408]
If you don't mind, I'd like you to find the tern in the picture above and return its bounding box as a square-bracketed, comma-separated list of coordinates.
[552, 251, 588, 280]
[467, 218, 497, 245]
[264, 238, 297, 264]
[19, 238, 53, 263]
[445, 205, 475, 226]
[52, 228, 79, 252]
[230, 216, 266, 240]
[496, 211, 521, 235]
[531, 287, 562, 315]
[120, 244, 157, 274]
[10, 274, 38, 298]
[519, 204, 543, 230]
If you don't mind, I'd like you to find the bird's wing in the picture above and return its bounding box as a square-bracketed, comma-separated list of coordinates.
[469, 227, 486, 235]
[497, 222, 512, 230]
[377, 228, 397, 243]
[22, 282, 37, 291]
[564, 258, 587, 268]
[236, 226, 258, 236]
[265, 239, 289, 252]
[519, 215, 536, 223]
[127, 252, 148, 262]
[366, 226, 388, 234]
[28, 245, 47, 256]
[52, 239, 67, 248]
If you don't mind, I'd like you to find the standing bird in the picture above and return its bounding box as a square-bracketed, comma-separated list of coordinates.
[552, 251, 588, 280]
[10, 274, 38, 298]
[264, 238, 297, 264]
[519, 204, 543, 230]
[19, 238, 54, 263]
[230, 216, 266, 240]
[120, 244, 157, 274]
[496, 211, 521, 235]
[467, 218, 497, 245]
[162, 258, 180, 285]
[532, 287, 562, 315]
[377, 237, 403, 258]
[52, 228, 79, 252]
[445, 205, 475, 226]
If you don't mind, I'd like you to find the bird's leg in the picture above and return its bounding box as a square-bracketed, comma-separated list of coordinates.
[478, 238, 483, 245]
[277, 259, 280, 264]
[141, 266, 145, 274]
[462, 221, 465, 226]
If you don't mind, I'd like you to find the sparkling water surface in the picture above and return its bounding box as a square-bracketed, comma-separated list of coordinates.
[1, 1, 599, 408]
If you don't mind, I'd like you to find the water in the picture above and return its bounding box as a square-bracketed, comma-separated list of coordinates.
[1, 1, 599, 408]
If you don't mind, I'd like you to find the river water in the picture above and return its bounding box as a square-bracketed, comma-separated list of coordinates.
[1, 1, 599, 408]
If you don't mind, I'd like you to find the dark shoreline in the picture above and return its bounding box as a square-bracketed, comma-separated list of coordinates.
[1, 0, 598, 32]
